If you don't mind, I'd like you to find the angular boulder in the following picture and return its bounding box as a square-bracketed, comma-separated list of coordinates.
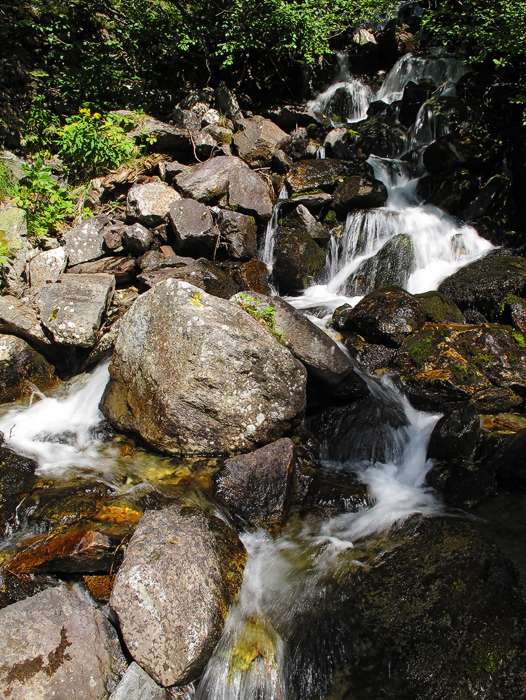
[215, 438, 295, 528]
[216, 209, 257, 260]
[63, 216, 109, 267]
[110, 663, 166, 700]
[0, 334, 56, 403]
[333, 174, 387, 214]
[0, 584, 125, 699]
[285, 159, 348, 194]
[175, 156, 274, 219]
[346, 234, 416, 294]
[68, 256, 137, 285]
[38, 273, 115, 348]
[415, 290, 465, 323]
[102, 280, 306, 456]
[129, 117, 193, 158]
[127, 182, 181, 227]
[122, 223, 154, 255]
[110, 505, 246, 686]
[169, 199, 218, 258]
[233, 115, 289, 167]
[27, 247, 67, 291]
[136, 256, 240, 299]
[273, 212, 326, 294]
[0, 446, 37, 538]
[0, 206, 34, 296]
[0, 295, 52, 353]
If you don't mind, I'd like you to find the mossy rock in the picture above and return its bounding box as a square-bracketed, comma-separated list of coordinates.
[415, 290, 465, 323]
[273, 216, 326, 294]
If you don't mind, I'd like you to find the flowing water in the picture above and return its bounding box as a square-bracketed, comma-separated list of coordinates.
[0, 50, 495, 699]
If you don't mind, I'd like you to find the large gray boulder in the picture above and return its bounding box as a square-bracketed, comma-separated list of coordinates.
[0, 584, 125, 699]
[63, 216, 108, 266]
[233, 293, 366, 398]
[168, 199, 218, 258]
[233, 115, 289, 167]
[0, 334, 56, 403]
[127, 182, 181, 227]
[102, 279, 306, 456]
[38, 273, 115, 348]
[110, 505, 246, 686]
[175, 156, 274, 219]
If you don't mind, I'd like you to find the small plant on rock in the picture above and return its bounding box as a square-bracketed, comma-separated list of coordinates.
[236, 293, 285, 343]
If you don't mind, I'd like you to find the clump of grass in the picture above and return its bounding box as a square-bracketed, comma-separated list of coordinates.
[236, 293, 285, 343]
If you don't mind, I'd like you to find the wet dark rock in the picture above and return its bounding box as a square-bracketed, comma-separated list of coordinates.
[332, 173, 387, 214]
[423, 125, 495, 175]
[230, 258, 271, 295]
[285, 159, 348, 194]
[285, 126, 319, 161]
[38, 273, 115, 348]
[504, 294, 526, 335]
[0, 446, 37, 538]
[0, 584, 126, 699]
[284, 516, 526, 700]
[428, 403, 481, 463]
[355, 115, 408, 159]
[232, 115, 289, 167]
[0, 334, 56, 403]
[102, 280, 306, 456]
[63, 215, 109, 266]
[175, 156, 274, 219]
[110, 504, 246, 686]
[265, 104, 321, 131]
[136, 256, 240, 298]
[215, 438, 295, 528]
[127, 181, 181, 227]
[298, 464, 369, 517]
[273, 211, 326, 294]
[216, 210, 257, 260]
[343, 333, 397, 373]
[129, 118, 193, 158]
[398, 79, 436, 127]
[168, 199, 218, 258]
[392, 322, 526, 412]
[339, 288, 424, 347]
[233, 293, 367, 399]
[271, 148, 292, 174]
[417, 170, 479, 215]
[311, 391, 408, 465]
[122, 223, 154, 255]
[438, 253, 526, 322]
[0, 571, 58, 611]
[68, 256, 137, 285]
[494, 430, 526, 489]
[292, 204, 330, 244]
[346, 234, 416, 294]
[415, 290, 465, 323]
[323, 127, 354, 160]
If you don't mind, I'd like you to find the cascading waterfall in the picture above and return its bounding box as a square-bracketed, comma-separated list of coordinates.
[291, 52, 493, 313]
[260, 185, 288, 278]
[308, 52, 373, 124]
[0, 362, 115, 474]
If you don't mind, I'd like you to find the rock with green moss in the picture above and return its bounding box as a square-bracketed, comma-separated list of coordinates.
[415, 290, 465, 323]
[273, 212, 326, 294]
[392, 322, 526, 412]
[438, 253, 526, 321]
[285, 159, 348, 194]
[232, 292, 367, 398]
[354, 115, 408, 159]
[0, 206, 34, 296]
[110, 504, 246, 686]
[282, 516, 526, 700]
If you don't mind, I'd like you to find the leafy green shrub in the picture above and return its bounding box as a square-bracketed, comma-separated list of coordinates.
[0, 162, 15, 202]
[22, 95, 60, 153]
[13, 159, 80, 240]
[57, 108, 142, 180]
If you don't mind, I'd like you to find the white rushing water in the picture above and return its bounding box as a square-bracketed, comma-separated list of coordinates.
[0, 362, 113, 474]
[308, 52, 373, 124]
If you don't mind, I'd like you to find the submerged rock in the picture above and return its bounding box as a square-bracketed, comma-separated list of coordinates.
[0, 584, 125, 699]
[102, 280, 306, 456]
[0, 334, 56, 403]
[110, 504, 246, 686]
[392, 322, 526, 412]
[215, 438, 296, 528]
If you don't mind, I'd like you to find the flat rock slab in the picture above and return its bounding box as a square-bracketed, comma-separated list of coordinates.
[63, 216, 109, 266]
[110, 504, 246, 686]
[38, 273, 115, 348]
[0, 295, 52, 350]
[0, 584, 125, 699]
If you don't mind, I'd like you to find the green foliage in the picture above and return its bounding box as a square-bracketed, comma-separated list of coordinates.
[422, 0, 526, 66]
[236, 293, 285, 342]
[0, 163, 16, 202]
[56, 108, 142, 180]
[0, 238, 10, 268]
[13, 159, 80, 240]
[22, 95, 60, 152]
